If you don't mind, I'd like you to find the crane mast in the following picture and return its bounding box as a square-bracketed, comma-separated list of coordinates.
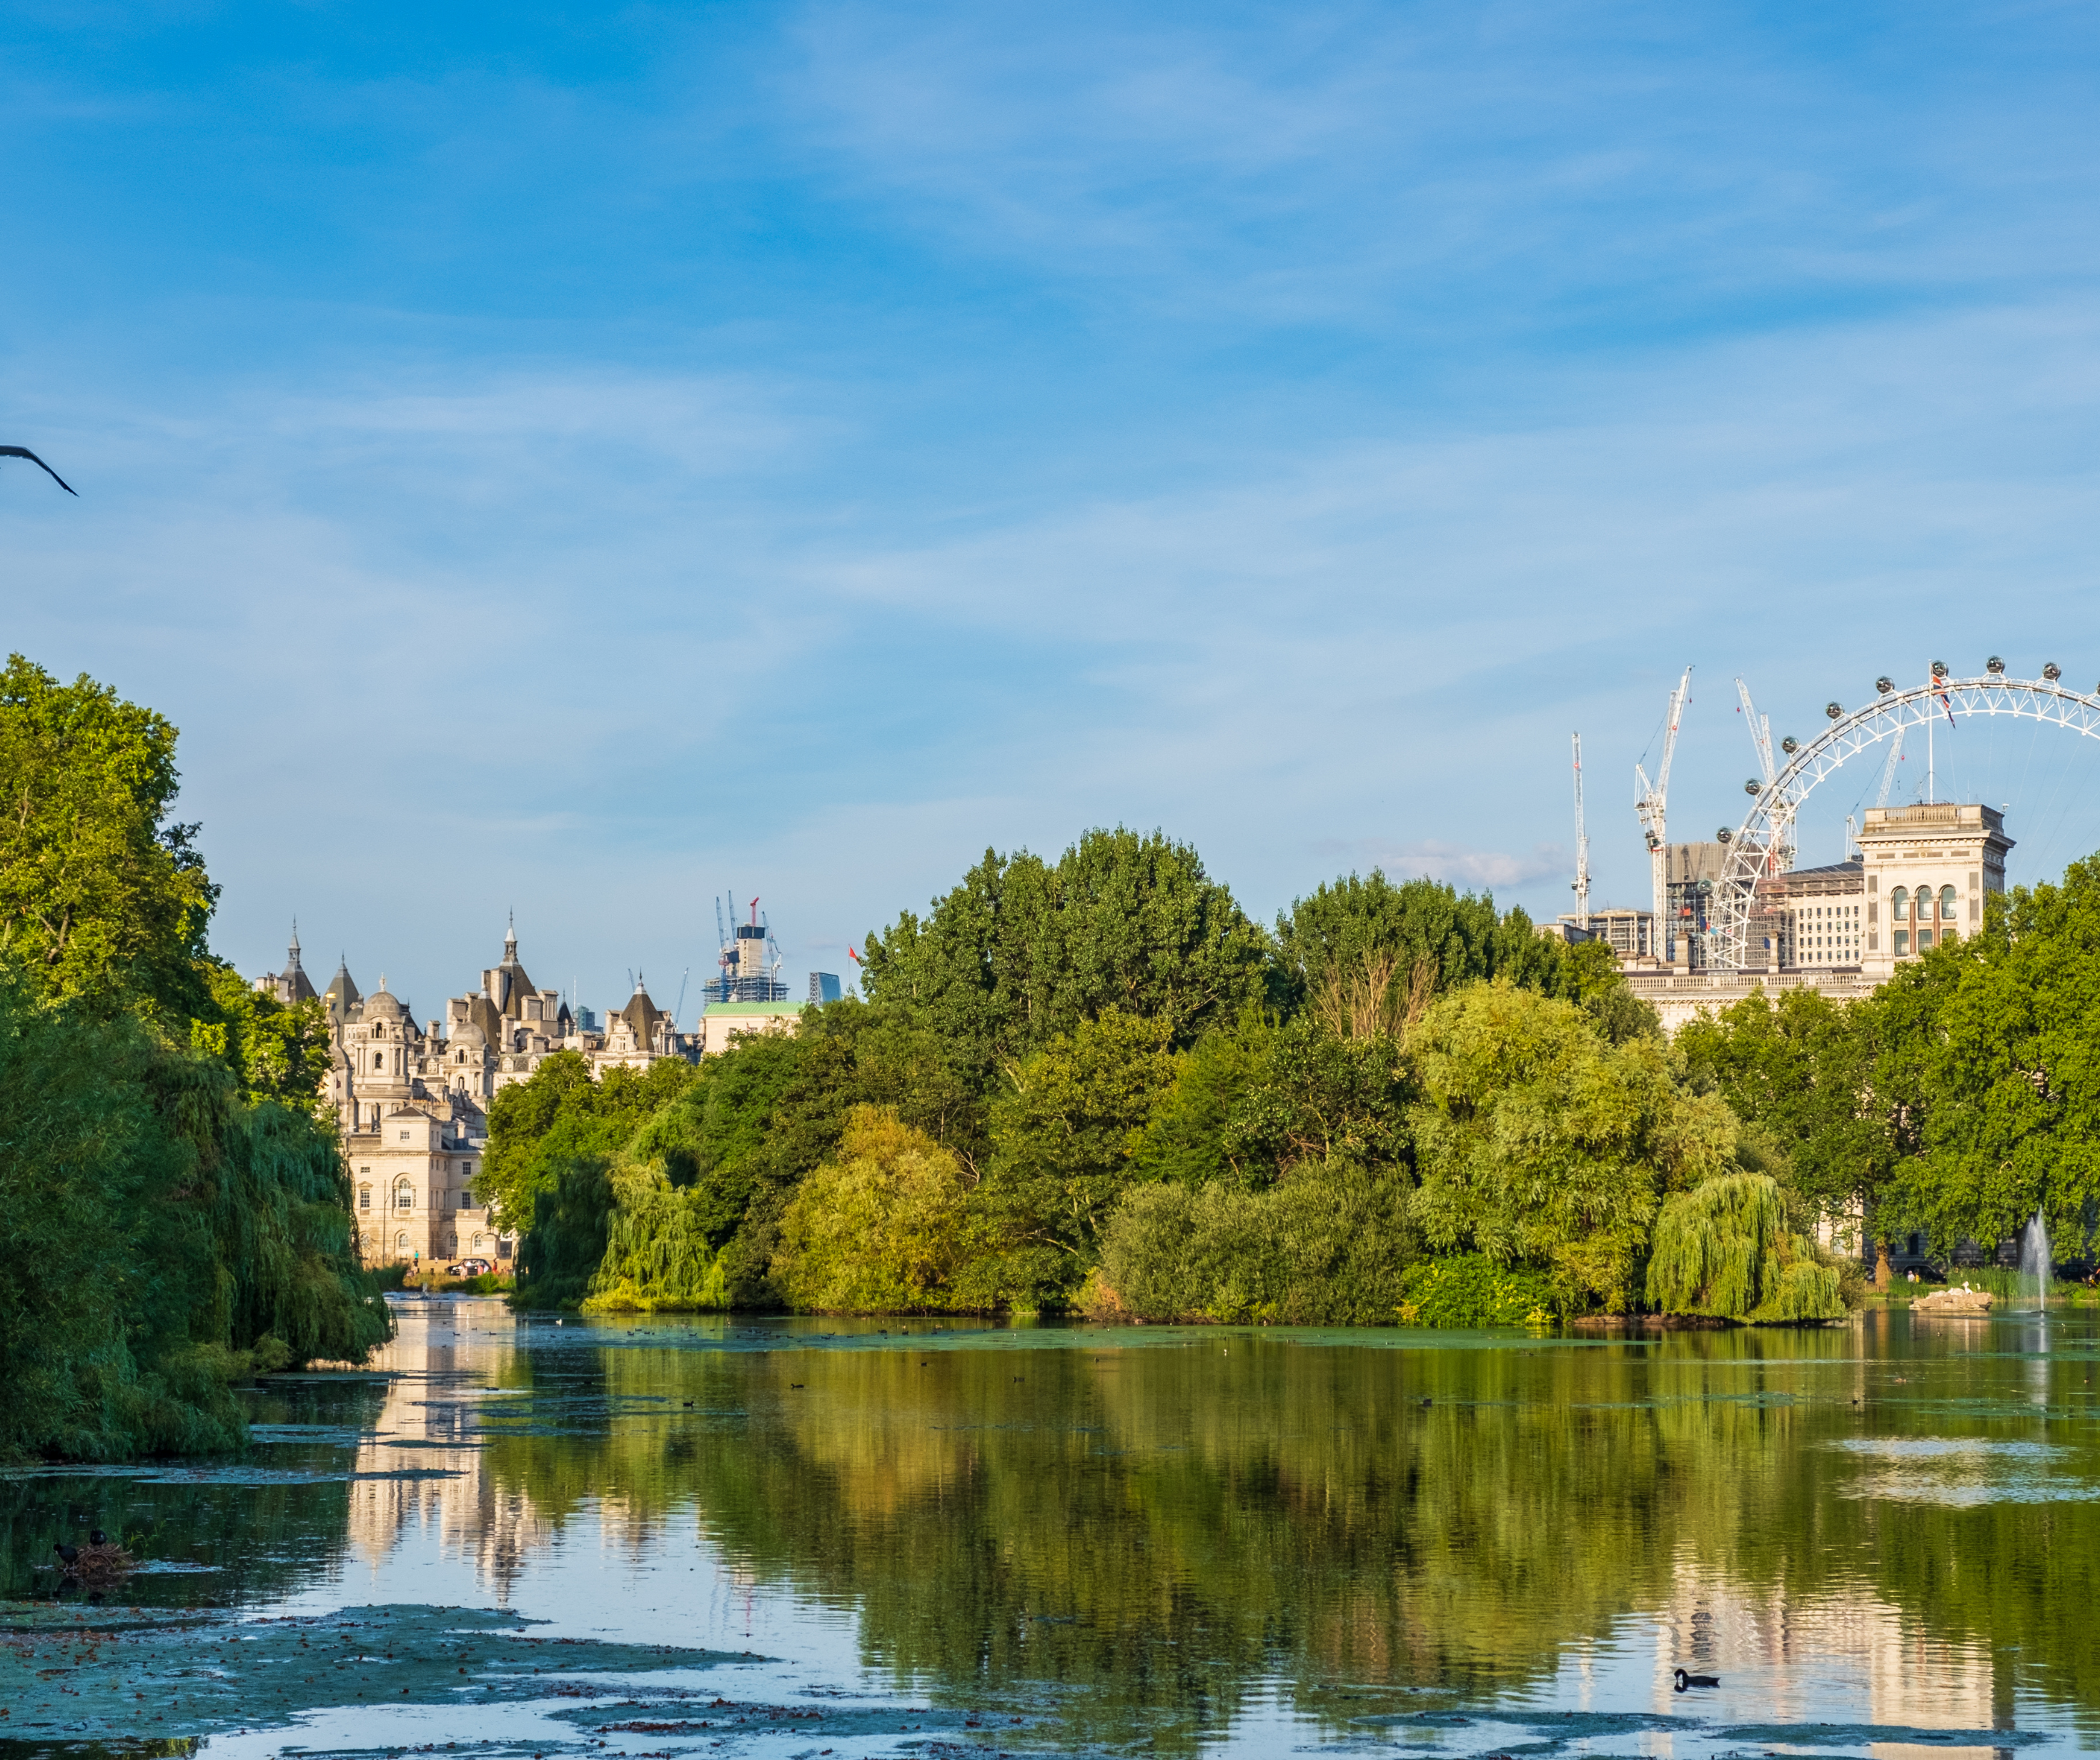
[1571, 731, 1590, 931]
[1633, 667, 1692, 961]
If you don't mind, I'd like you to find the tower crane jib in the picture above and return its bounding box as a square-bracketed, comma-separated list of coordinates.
[1735, 676, 1796, 875]
[1571, 732, 1590, 932]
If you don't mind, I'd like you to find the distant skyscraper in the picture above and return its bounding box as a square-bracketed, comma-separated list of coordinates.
[808, 971, 842, 1005]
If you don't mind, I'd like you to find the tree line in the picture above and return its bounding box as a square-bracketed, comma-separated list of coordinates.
[502, 820, 2093, 1326]
[0, 656, 387, 1461]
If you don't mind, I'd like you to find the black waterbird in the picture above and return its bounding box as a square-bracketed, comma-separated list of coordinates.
[1673, 1669, 1719, 1691]
[1, 446, 76, 494]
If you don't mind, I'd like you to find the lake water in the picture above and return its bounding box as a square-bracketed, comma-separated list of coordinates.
[4, 1297, 2098, 1758]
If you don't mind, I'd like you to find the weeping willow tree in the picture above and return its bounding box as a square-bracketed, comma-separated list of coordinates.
[1645, 1172, 1846, 1322]
[583, 1167, 733, 1312]
[0, 967, 390, 1461]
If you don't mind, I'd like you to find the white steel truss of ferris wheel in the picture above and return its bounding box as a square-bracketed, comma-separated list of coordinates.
[1705, 668, 2100, 973]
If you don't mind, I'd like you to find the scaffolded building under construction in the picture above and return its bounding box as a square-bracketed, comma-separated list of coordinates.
[703, 895, 791, 1003]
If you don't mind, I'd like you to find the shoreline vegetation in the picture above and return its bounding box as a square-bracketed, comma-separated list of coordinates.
[494, 820, 2100, 1336]
[8, 652, 2099, 1458]
[0, 657, 390, 1463]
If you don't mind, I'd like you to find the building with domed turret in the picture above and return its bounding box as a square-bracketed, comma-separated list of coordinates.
[266, 923, 696, 1268]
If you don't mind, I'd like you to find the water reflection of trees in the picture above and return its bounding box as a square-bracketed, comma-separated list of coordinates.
[475, 1326, 2100, 1743]
[0, 1380, 390, 1609]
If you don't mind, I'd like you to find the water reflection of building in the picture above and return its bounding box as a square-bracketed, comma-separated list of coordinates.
[344, 1302, 555, 1601]
[1659, 1563, 2004, 1759]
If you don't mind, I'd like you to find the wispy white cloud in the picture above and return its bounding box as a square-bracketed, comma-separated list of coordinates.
[781, 0, 2100, 324]
[1308, 837, 1570, 895]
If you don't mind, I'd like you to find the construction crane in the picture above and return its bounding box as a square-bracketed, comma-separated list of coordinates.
[1633, 667, 1693, 960]
[1874, 722, 1907, 810]
[1571, 731, 1590, 932]
[1735, 675, 1795, 875]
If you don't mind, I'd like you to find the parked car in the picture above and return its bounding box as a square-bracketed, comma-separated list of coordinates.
[447, 1258, 494, 1277]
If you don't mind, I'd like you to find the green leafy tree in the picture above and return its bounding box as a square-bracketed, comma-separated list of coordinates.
[1675, 988, 1889, 1260]
[519, 1003, 992, 1311]
[973, 1010, 1182, 1306]
[0, 655, 218, 1015]
[1407, 981, 1733, 1310]
[861, 827, 1273, 1085]
[482, 1050, 698, 1237]
[1135, 1010, 1412, 1190]
[1868, 861, 2100, 1258]
[773, 1107, 976, 1313]
[1276, 871, 1655, 1043]
[0, 963, 388, 1460]
[197, 959, 335, 1103]
[1095, 1162, 1417, 1324]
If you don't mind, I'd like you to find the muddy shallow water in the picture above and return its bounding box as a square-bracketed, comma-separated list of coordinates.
[4, 1297, 2098, 1758]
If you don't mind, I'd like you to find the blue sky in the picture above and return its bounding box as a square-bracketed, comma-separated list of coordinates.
[7, 1, 2100, 1020]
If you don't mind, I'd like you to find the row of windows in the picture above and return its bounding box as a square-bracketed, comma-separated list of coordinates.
[357, 1185, 483, 1210]
[1888, 885, 1959, 923]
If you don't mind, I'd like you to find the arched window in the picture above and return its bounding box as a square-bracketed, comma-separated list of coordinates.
[372, 1051, 385, 1070]
[457, 1049, 467, 1063]
[1941, 885, 1958, 920]
[395, 1179, 414, 1210]
[396, 1231, 410, 1250]
[1889, 886, 1909, 922]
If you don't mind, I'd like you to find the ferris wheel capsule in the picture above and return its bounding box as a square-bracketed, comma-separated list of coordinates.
[1931, 660, 1948, 680]
[2044, 662, 2063, 682]
[1780, 736, 1798, 754]
[1744, 779, 1762, 795]
[1717, 827, 1734, 843]
[1876, 676, 1893, 695]
[1826, 701, 1843, 719]
[1986, 655, 2006, 675]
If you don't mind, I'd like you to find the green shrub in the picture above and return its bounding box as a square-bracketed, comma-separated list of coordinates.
[1395, 1255, 1559, 1328]
[1096, 1163, 1417, 1325]
[772, 1107, 979, 1313]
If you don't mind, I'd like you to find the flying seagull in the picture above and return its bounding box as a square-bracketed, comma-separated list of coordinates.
[1, 445, 76, 494]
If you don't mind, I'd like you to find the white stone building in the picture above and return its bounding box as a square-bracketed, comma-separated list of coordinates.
[264, 924, 697, 1269]
[261, 921, 820, 1268]
[1620, 802, 2012, 1033]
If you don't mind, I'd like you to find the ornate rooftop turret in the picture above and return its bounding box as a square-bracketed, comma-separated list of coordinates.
[261, 922, 319, 1006]
[485, 917, 539, 1017]
[324, 953, 362, 1018]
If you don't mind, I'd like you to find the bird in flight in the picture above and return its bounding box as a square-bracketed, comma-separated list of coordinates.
[1, 445, 76, 495]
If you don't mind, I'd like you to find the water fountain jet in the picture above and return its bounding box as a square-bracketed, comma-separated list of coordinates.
[2019, 1209, 2052, 1315]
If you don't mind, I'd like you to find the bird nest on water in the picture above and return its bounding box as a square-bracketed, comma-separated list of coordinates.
[44, 1538, 137, 1583]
